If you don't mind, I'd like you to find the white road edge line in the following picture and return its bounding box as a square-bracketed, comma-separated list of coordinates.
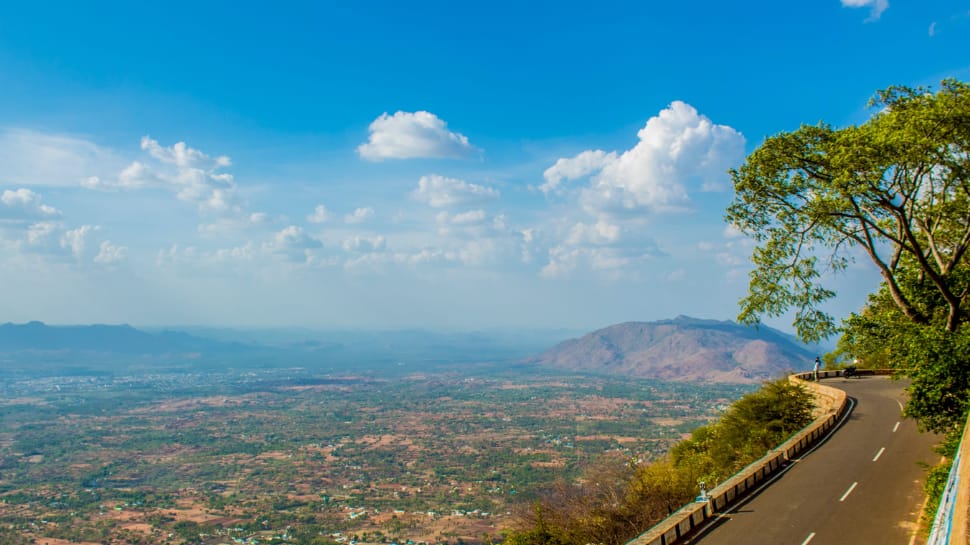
[801, 532, 816, 545]
[873, 447, 886, 462]
[897, 399, 905, 412]
[840, 482, 858, 502]
[893, 421, 900, 433]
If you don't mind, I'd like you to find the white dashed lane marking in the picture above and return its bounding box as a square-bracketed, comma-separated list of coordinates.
[801, 532, 816, 545]
[893, 421, 900, 433]
[873, 447, 886, 462]
[840, 482, 858, 502]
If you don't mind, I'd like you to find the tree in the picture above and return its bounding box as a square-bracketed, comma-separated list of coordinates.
[726, 79, 970, 341]
[839, 286, 970, 432]
[727, 79, 970, 433]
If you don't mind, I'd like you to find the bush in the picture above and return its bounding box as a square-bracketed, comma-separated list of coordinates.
[505, 379, 815, 545]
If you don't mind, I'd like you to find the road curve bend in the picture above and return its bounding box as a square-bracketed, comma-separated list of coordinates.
[686, 375, 940, 545]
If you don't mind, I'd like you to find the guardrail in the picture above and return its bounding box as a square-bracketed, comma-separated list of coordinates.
[928, 411, 970, 545]
[626, 371, 854, 545]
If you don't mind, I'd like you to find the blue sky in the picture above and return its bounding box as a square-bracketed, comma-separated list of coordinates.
[0, 1, 968, 332]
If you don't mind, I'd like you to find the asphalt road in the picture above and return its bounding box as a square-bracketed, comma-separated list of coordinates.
[685, 375, 941, 545]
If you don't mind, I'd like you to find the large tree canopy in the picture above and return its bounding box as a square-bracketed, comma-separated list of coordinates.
[726, 79, 970, 342]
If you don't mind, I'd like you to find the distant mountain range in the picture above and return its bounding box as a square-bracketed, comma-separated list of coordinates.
[527, 316, 816, 383]
[0, 321, 250, 354]
[0, 318, 816, 382]
[0, 321, 575, 374]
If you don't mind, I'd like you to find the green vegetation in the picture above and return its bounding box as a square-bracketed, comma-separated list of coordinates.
[726, 78, 970, 531]
[726, 79, 970, 435]
[505, 378, 814, 545]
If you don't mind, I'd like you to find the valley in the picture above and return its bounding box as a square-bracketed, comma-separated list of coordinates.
[0, 364, 750, 545]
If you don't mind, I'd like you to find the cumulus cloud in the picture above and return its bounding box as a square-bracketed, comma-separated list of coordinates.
[440, 209, 488, 225]
[547, 101, 744, 218]
[357, 111, 478, 161]
[434, 209, 490, 238]
[541, 150, 617, 194]
[539, 220, 664, 278]
[412, 175, 500, 208]
[532, 101, 741, 277]
[541, 244, 661, 278]
[0, 188, 61, 220]
[60, 225, 98, 260]
[841, 0, 888, 21]
[94, 240, 128, 264]
[26, 222, 58, 246]
[85, 136, 240, 214]
[141, 137, 231, 169]
[265, 225, 323, 262]
[565, 221, 621, 246]
[307, 204, 331, 224]
[6, 220, 120, 265]
[342, 234, 387, 253]
[345, 207, 375, 224]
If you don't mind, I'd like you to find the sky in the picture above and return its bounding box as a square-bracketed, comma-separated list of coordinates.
[0, 1, 968, 332]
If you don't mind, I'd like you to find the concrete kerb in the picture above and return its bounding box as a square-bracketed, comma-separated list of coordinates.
[624, 372, 858, 545]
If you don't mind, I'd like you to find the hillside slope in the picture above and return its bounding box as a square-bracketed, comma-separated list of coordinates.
[528, 316, 815, 383]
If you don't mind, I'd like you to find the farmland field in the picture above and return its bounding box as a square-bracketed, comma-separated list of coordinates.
[0, 363, 750, 545]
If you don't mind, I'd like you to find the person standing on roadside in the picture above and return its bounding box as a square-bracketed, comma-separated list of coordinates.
[813, 356, 821, 382]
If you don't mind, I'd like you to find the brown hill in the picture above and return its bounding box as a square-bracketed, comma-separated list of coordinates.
[528, 316, 816, 383]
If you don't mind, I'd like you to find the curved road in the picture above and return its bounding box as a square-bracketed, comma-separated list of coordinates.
[687, 376, 940, 545]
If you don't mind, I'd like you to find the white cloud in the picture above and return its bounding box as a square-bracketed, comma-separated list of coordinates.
[541, 150, 616, 194]
[450, 209, 488, 225]
[213, 243, 256, 263]
[929, 22, 936, 36]
[436, 210, 488, 227]
[342, 234, 387, 253]
[197, 213, 272, 236]
[565, 221, 621, 246]
[117, 161, 158, 188]
[0, 188, 61, 220]
[265, 225, 323, 262]
[307, 204, 331, 224]
[540, 223, 662, 278]
[345, 207, 375, 224]
[357, 111, 478, 161]
[548, 101, 744, 218]
[412, 175, 500, 208]
[81, 160, 160, 191]
[0, 129, 124, 187]
[699, 228, 755, 269]
[86, 136, 240, 214]
[141, 136, 231, 169]
[26, 221, 58, 246]
[343, 248, 445, 271]
[841, 0, 888, 21]
[541, 245, 647, 278]
[157, 243, 256, 267]
[722, 224, 743, 238]
[60, 225, 98, 260]
[533, 101, 741, 277]
[94, 240, 128, 264]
